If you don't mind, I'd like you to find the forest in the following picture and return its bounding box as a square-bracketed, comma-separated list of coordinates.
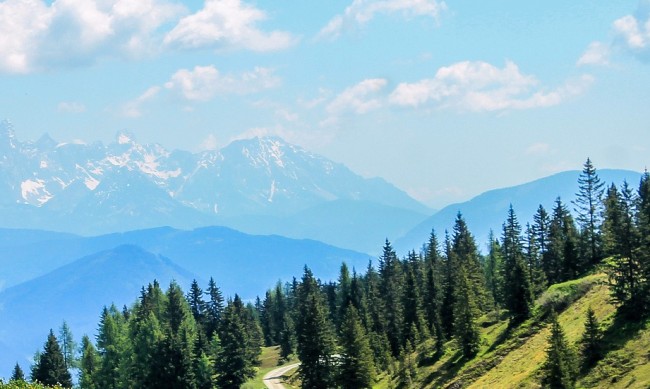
[3, 159, 650, 389]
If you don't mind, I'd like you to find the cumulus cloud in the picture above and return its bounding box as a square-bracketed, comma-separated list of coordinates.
[326, 78, 388, 115]
[0, 0, 184, 73]
[319, 0, 446, 40]
[164, 0, 296, 52]
[577, 41, 610, 66]
[163, 65, 280, 101]
[613, 3, 650, 61]
[389, 61, 593, 112]
[57, 101, 86, 113]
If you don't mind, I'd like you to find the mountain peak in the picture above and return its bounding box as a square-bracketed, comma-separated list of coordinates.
[116, 130, 137, 145]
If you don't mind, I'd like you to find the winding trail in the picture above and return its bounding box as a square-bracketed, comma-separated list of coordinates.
[263, 362, 300, 389]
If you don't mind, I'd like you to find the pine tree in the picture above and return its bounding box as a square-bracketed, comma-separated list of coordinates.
[32, 329, 73, 387]
[484, 231, 504, 311]
[79, 335, 100, 389]
[637, 171, 650, 313]
[548, 198, 581, 282]
[58, 321, 77, 371]
[187, 280, 207, 329]
[573, 158, 605, 267]
[542, 311, 577, 389]
[205, 277, 224, 339]
[378, 240, 404, 356]
[423, 230, 445, 354]
[96, 306, 127, 389]
[338, 307, 376, 389]
[525, 222, 547, 297]
[215, 297, 256, 389]
[402, 251, 427, 347]
[440, 231, 456, 339]
[453, 267, 481, 359]
[603, 182, 643, 317]
[501, 206, 534, 323]
[10, 363, 25, 382]
[580, 306, 603, 368]
[296, 266, 336, 389]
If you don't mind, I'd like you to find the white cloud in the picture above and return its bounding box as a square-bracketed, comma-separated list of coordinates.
[0, 0, 184, 73]
[318, 0, 446, 40]
[613, 6, 650, 60]
[389, 61, 593, 112]
[327, 78, 388, 115]
[121, 86, 161, 117]
[577, 41, 610, 67]
[163, 65, 280, 101]
[57, 101, 86, 113]
[164, 0, 295, 52]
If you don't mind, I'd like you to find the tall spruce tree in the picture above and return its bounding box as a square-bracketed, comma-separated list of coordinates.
[501, 206, 533, 323]
[603, 182, 643, 316]
[635, 171, 650, 314]
[338, 307, 376, 389]
[484, 231, 504, 311]
[424, 230, 445, 354]
[525, 222, 547, 297]
[453, 267, 481, 359]
[548, 198, 581, 282]
[96, 305, 127, 389]
[402, 251, 427, 347]
[295, 266, 336, 389]
[441, 231, 456, 339]
[205, 277, 224, 339]
[32, 330, 73, 388]
[542, 311, 577, 389]
[215, 297, 256, 389]
[378, 240, 404, 356]
[574, 158, 605, 267]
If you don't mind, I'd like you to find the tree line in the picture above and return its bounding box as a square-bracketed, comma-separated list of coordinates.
[6, 159, 650, 388]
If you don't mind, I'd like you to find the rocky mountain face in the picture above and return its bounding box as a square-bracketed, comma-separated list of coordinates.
[0, 120, 429, 250]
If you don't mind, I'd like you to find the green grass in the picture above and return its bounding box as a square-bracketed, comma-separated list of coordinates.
[242, 346, 299, 389]
[374, 272, 650, 389]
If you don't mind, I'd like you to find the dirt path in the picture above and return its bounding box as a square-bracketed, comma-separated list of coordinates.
[263, 362, 300, 389]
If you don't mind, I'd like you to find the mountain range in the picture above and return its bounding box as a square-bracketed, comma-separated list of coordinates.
[0, 120, 430, 254]
[395, 169, 643, 253]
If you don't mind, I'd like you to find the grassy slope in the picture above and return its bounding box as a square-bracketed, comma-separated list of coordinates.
[375, 273, 650, 388]
[243, 346, 299, 389]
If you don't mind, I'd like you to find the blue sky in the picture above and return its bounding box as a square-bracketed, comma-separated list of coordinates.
[1, 0, 649, 208]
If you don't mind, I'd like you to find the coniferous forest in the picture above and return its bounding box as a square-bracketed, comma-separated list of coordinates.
[3, 159, 650, 388]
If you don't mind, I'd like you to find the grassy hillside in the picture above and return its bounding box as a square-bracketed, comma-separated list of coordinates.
[376, 273, 650, 388]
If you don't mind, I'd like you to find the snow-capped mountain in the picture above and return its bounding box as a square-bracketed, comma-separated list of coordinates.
[0, 120, 430, 251]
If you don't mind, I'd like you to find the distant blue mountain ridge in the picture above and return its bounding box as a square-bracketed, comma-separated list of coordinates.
[395, 169, 643, 254]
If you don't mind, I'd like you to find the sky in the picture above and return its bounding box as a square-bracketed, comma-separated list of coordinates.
[1, 0, 649, 209]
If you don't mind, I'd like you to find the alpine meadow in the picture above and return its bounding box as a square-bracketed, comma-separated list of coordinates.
[1, 0, 649, 388]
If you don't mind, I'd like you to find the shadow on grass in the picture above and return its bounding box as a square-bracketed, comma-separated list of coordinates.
[419, 350, 467, 388]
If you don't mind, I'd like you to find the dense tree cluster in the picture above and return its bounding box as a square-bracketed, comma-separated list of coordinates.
[14, 159, 650, 388]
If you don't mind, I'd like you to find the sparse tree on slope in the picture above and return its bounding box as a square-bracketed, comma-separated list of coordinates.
[574, 158, 606, 267]
[580, 306, 603, 368]
[453, 266, 481, 359]
[542, 311, 577, 389]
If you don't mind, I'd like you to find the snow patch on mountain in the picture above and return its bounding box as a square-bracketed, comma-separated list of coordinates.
[20, 179, 52, 205]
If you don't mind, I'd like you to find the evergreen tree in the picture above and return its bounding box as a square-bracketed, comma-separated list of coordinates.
[423, 230, 445, 354]
[580, 307, 603, 368]
[548, 198, 581, 282]
[637, 171, 650, 313]
[32, 330, 73, 387]
[158, 281, 197, 388]
[542, 311, 577, 389]
[79, 335, 100, 389]
[440, 231, 456, 339]
[187, 280, 207, 330]
[278, 311, 296, 360]
[484, 231, 504, 311]
[401, 251, 427, 347]
[58, 321, 77, 371]
[205, 277, 224, 339]
[603, 182, 643, 316]
[378, 240, 404, 356]
[573, 158, 605, 267]
[10, 363, 25, 382]
[215, 297, 256, 389]
[338, 307, 376, 389]
[453, 267, 481, 359]
[452, 213, 488, 311]
[501, 206, 534, 323]
[95, 305, 127, 389]
[295, 266, 336, 389]
[525, 223, 547, 297]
